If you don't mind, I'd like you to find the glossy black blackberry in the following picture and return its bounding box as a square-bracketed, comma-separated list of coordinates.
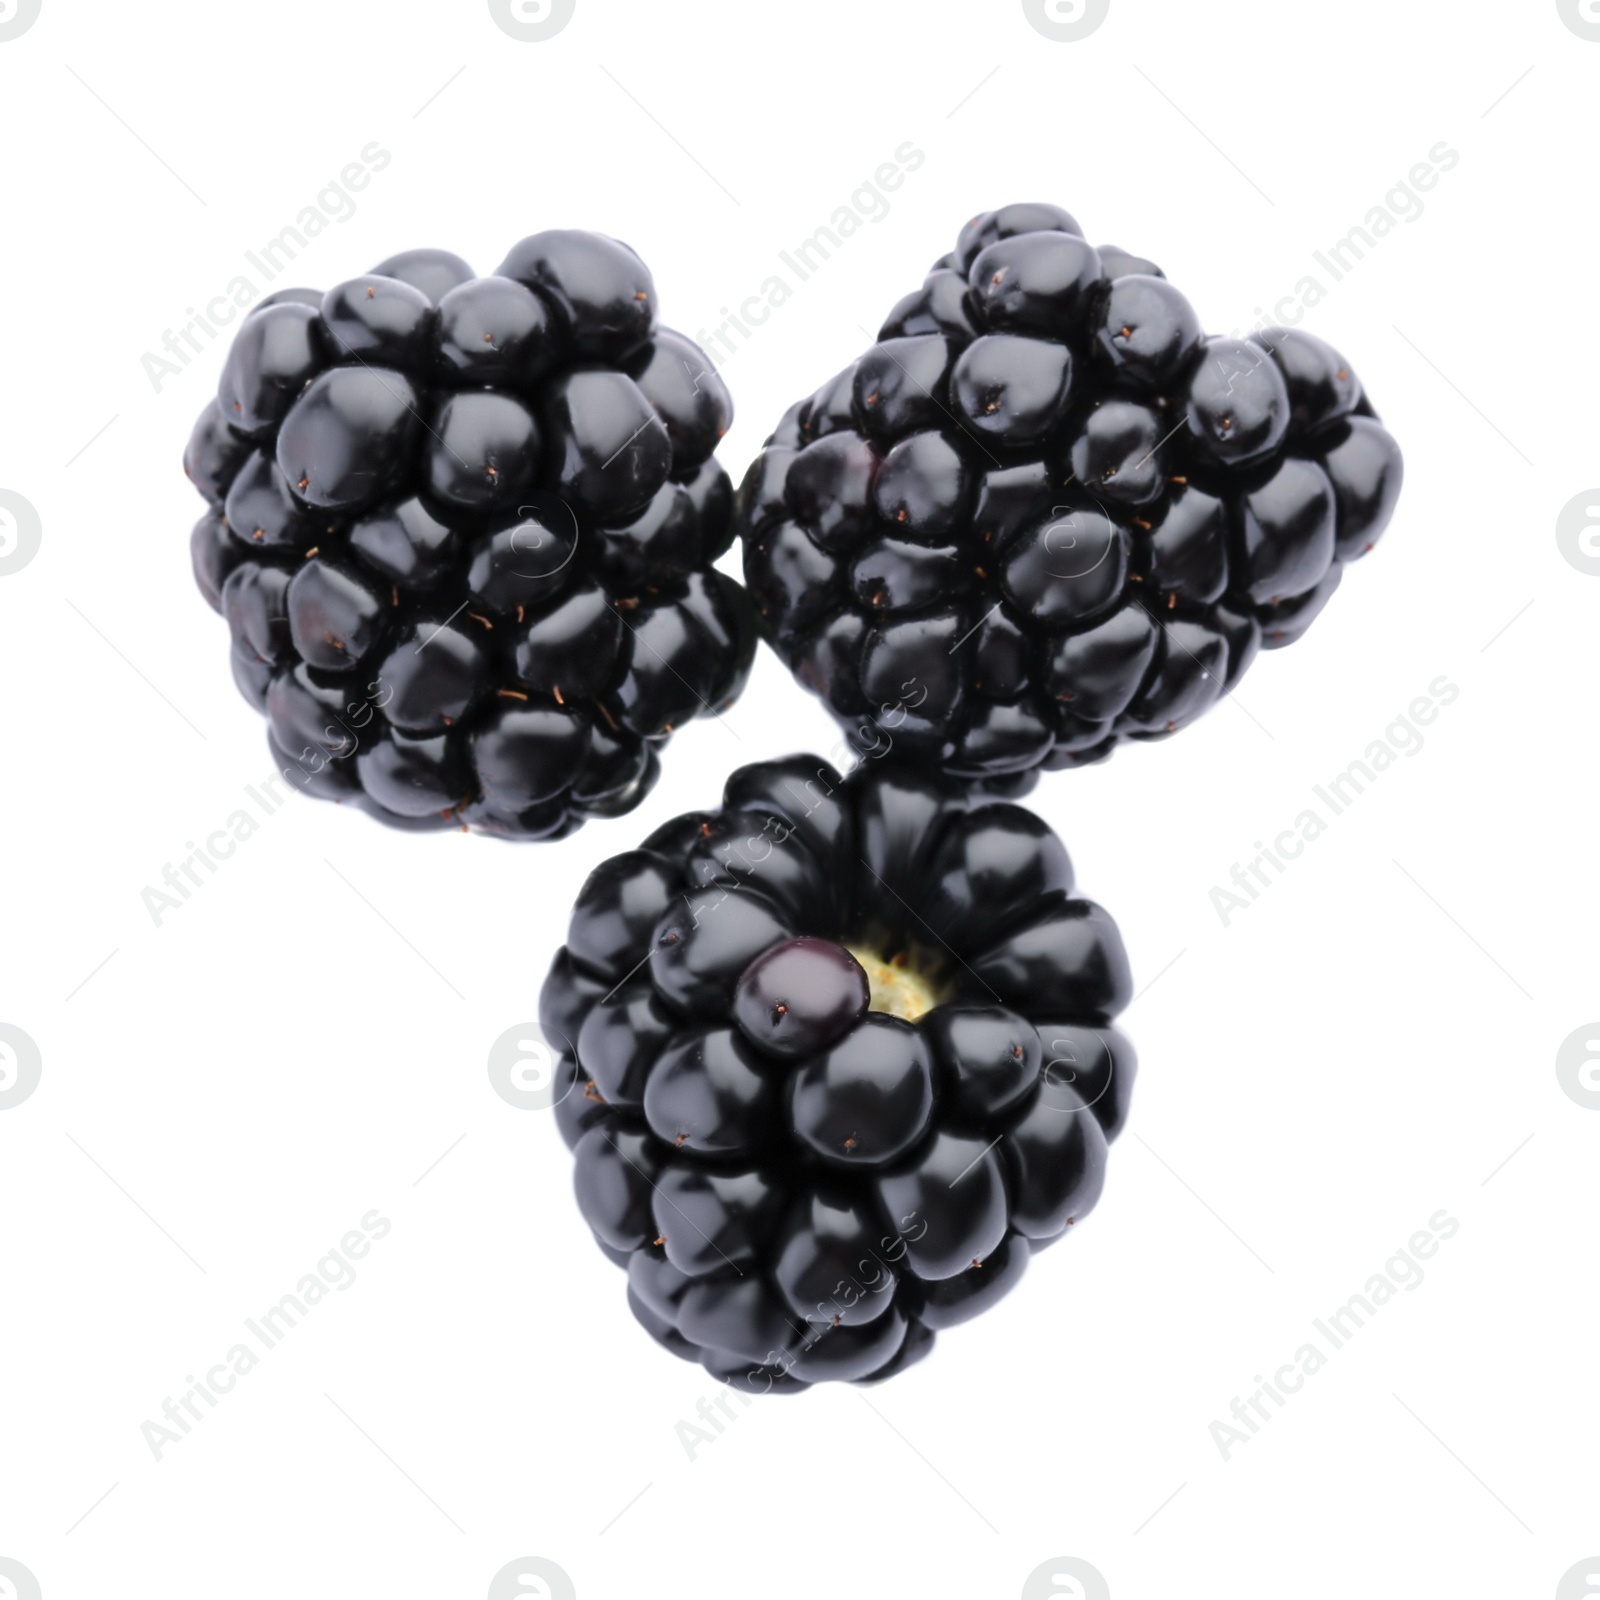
[736, 203, 1404, 784]
[185, 232, 755, 840]
[541, 754, 1135, 1390]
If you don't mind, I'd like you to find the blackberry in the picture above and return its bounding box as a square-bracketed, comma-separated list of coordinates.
[541, 754, 1135, 1390]
[736, 203, 1404, 785]
[185, 232, 755, 840]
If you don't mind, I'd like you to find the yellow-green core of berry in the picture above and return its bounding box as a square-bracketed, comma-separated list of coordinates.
[847, 946, 945, 1023]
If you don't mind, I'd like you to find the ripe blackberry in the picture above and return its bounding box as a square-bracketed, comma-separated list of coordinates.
[736, 203, 1404, 784]
[185, 232, 755, 840]
[541, 754, 1135, 1390]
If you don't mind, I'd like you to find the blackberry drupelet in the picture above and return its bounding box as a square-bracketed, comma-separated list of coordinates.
[736, 202, 1404, 785]
[186, 232, 755, 840]
[541, 754, 1135, 1390]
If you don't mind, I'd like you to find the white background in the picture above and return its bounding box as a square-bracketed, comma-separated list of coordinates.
[1, 2, 1596, 1597]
